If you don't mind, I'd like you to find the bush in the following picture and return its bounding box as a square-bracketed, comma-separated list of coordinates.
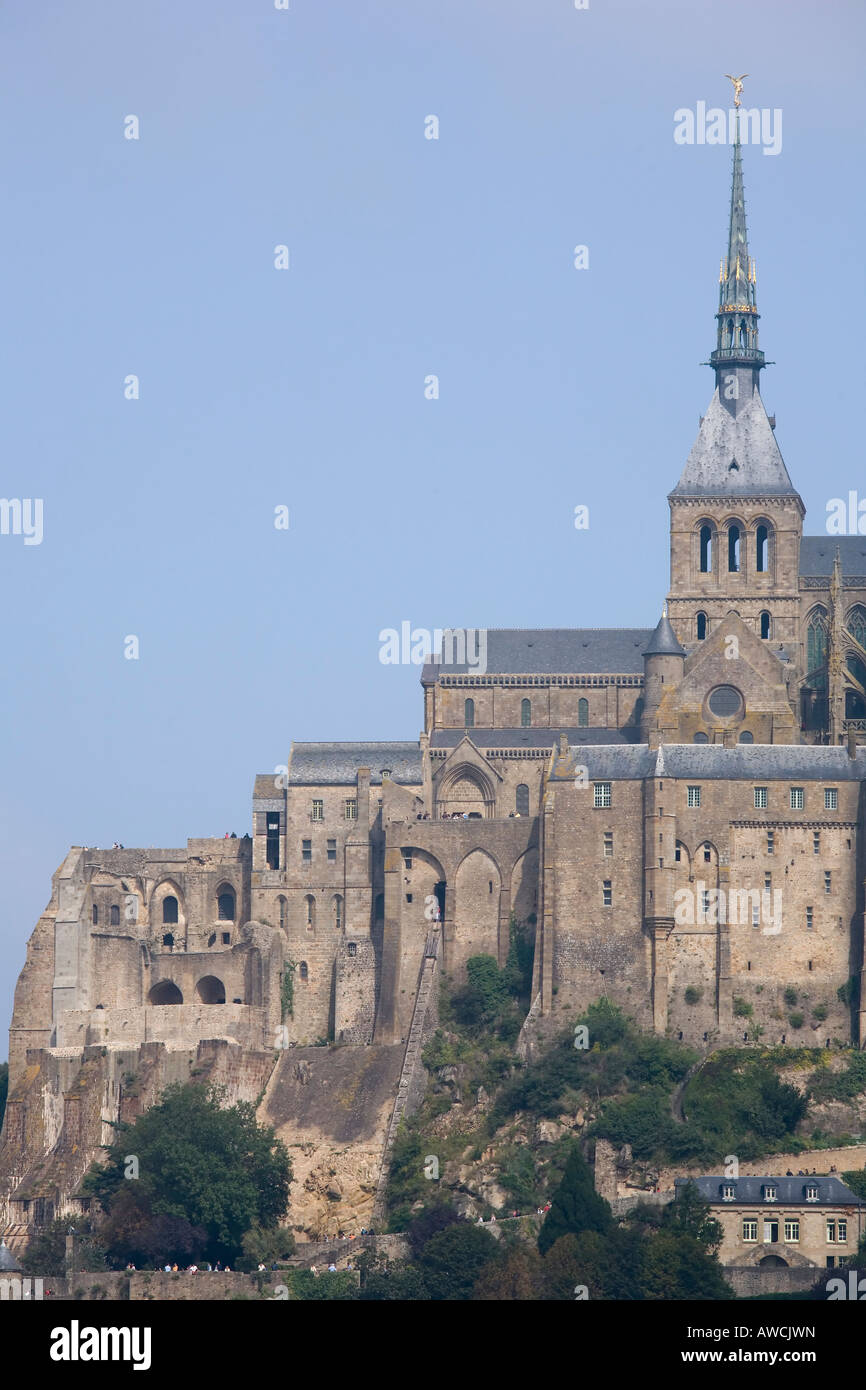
[684, 987, 702, 1006]
[812, 1003, 828, 1022]
[784, 987, 798, 1007]
[789, 1012, 805, 1030]
[733, 997, 753, 1019]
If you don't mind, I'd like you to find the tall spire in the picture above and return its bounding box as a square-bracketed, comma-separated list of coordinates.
[708, 102, 765, 388]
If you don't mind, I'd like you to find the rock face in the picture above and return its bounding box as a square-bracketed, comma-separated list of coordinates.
[258, 1044, 404, 1239]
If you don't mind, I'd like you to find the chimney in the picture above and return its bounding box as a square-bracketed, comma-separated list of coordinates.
[847, 729, 858, 760]
[558, 733, 568, 756]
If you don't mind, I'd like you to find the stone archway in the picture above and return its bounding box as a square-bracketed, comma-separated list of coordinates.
[195, 975, 226, 1004]
[148, 980, 183, 1005]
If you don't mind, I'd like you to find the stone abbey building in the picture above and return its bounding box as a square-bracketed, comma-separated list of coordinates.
[2, 114, 865, 1240]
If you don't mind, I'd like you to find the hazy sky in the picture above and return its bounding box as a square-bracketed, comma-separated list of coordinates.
[1, 0, 864, 1037]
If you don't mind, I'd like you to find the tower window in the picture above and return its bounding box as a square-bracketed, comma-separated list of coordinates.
[699, 525, 713, 573]
[278, 895, 287, 930]
[824, 871, 831, 895]
[304, 896, 315, 928]
[813, 832, 820, 854]
[578, 697, 589, 727]
[92, 904, 99, 925]
[110, 905, 120, 926]
[696, 611, 707, 640]
[516, 784, 530, 816]
[728, 525, 740, 573]
[756, 524, 769, 573]
[162, 895, 179, 925]
[521, 698, 531, 728]
[217, 891, 235, 921]
[266, 812, 281, 870]
[464, 697, 475, 728]
[760, 611, 771, 639]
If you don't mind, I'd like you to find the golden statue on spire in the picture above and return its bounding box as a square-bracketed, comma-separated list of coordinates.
[725, 73, 748, 107]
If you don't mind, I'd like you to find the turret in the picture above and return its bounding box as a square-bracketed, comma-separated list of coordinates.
[641, 607, 686, 741]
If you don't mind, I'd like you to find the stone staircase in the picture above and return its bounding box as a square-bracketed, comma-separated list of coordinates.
[372, 929, 440, 1218]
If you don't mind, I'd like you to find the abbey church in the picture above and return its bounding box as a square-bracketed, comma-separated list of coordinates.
[3, 112, 865, 1241]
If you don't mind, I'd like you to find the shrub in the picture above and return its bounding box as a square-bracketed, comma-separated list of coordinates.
[732, 997, 753, 1019]
[784, 987, 798, 1007]
[812, 1003, 828, 1022]
[789, 1012, 805, 1029]
[684, 987, 702, 1006]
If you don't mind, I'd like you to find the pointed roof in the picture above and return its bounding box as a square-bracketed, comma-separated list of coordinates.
[670, 383, 797, 497]
[642, 608, 686, 657]
[0, 1239, 21, 1272]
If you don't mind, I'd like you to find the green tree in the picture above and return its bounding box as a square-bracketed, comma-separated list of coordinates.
[473, 1247, 544, 1300]
[417, 1222, 499, 1300]
[83, 1082, 291, 1265]
[538, 1143, 612, 1254]
[19, 1217, 107, 1277]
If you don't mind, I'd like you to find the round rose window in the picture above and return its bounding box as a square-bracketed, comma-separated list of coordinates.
[707, 685, 743, 718]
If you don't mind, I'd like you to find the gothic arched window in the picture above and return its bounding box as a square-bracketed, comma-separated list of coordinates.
[521, 699, 531, 728]
[699, 525, 713, 573]
[760, 611, 771, 639]
[806, 608, 829, 690]
[516, 784, 530, 816]
[696, 612, 707, 641]
[756, 524, 770, 573]
[578, 698, 588, 727]
[304, 895, 316, 929]
[728, 525, 740, 573]
[464, 698, 475, 728]
[847, 605, 866, 651]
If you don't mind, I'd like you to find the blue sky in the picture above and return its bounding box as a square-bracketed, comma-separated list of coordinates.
[1, 0, 864, 1038]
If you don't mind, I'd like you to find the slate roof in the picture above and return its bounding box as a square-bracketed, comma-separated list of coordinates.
[431, 728, 632, 750]
[287, 742, 423, 786]
[670, 385, 798, 498]
[548, 743, 866, 782]
[799, 536, 866, 577]
[0, 1240, 21, 1272]
[643, 611, 686, 657]
[678, 1176, 863, 1207]
[422, 628, 653, 678]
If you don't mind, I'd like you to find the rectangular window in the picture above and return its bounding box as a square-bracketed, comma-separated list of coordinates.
[92, 904, 99, 925]
[602, 881, 612, 907]
[790, 787, 804, 810]
[311, 799, 324, 821]
[674, 845, 681, 862]
[347, 942, 357, 958]
[826, 1220, 836, 1243]
[603, 832, 613, 857]
[767, 831, 774, 855]
[327, 839, 337, 863]
[838, 1220, 847, 1243]
[825, 788, 838, 811]
[687, 786, 701, 808]
[221, 932, 230, 945]
[806, 906, 813, 931]
[593, 782, 611, 809]
[405, 893, 413, 904]
[742, 1219, 758, 1242]
[764, 874, 772, 892]
[301, 839, 312, 863]
[344, 798, 358, 820]
[403, 854, 413, 870]
[754, 786, 768, 809]
[266, 812, 280, 870]
[813, 832, 821, 854]
[824, 871, 831, 894]
[752, 904, 760, 927]
[784, 1219, 800, 1243]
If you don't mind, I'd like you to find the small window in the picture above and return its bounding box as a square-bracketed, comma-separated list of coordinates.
[838, 1220, 847, 1243]
[347, 942, 357, 958]
[693, 731, 708, 743]
[162, 895, 179, 925]
[742, 1219, 758, 1242]
[92, 904, 99, 925]
[217, 891, 235, 921]
[703, 844, 711, 862]
[696, 611, 707, 640]
[763, 1185, 777, 1203]
[824, 788, 838, 811]
[266, 812, 281, 870]
[311, 799, 324, 821]
[299, 962, 308, 981]
[602, 881, 612, 907]
[327, 839, 337, 863]
[344, 799, 358, 820]
[278, 896, 287, 930]
[687, 786, 701, 808]
[699, 525, 712, 573]
[162, 932, 174, 948]
[813, 832, 820, 854]
[406, 893, 413, 904]
[578, 697, 589, 727]
[333, 895, 343, 929]
[764, 874, 772, 892]
[464, 697, 475, 728]
[805, 1184, 819, 1202]
[110, 904, 120, 926]
[759, 610, 771, 639]
[824, 871, 831, 895]
[403, 853, 413, 870]
[674, 844, 681, 862]
[784, 1219, 800, 1243]
[304, 896, 315, 928]
[790, 787, 804, 810]
[521, 698, 531, 728]
[221, 932, 230, 945]
[728, 524, 740, 572]
[593, 782, 611, 809]
[516, 784, 530, 816]
[739, 730, 753, 743]
[488, 880, 493, 894]
[722, 1184, 736, 1201]
[603, 832, 613, 858]
[767, 831, 774, 855]
[826, 1220, 837, 1243]
[302, 839, 312, 863]
[754, 787, 767, 809]
[806, 906, 813, 931]
[756, 525, 769, 573]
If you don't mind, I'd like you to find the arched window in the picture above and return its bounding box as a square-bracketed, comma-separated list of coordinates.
[333, 894, 343, 930]
[304, 895, 315, 929]
[756, 524, 769, 572]
[278, 895, 287, 930]
[217, 890, 235, 921]
[847, 605, 866, 651]
[760, 611, 771, 639]
[728, 525, 740, 572]
[846, 654, 866, 719]
[464, 698, 475, 728]
[162, 895, 178, 925]
[806, 608, 829, 689]
[696, 612, 707, 640]
[110, 904, 120, 926]
[699, 525, 713, 573]
[693, 731, 709, 744]
[578, 698, 589, 727]
[521, 698, 531, 727]
[516, 784, 530, 816]
[739, 731, 754, 743]
[299, 962, 309, 981]
[162, 932, 174, 948]
[92, 904, 99, 925]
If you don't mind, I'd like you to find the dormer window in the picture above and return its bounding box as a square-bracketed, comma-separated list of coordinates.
[805, 1184, 819, 1202]
[763, 1184, 777, 1203]
[722, 1183, 736, 1202]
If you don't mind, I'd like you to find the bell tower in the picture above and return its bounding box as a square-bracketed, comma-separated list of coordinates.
[667, 93, 804, 664]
